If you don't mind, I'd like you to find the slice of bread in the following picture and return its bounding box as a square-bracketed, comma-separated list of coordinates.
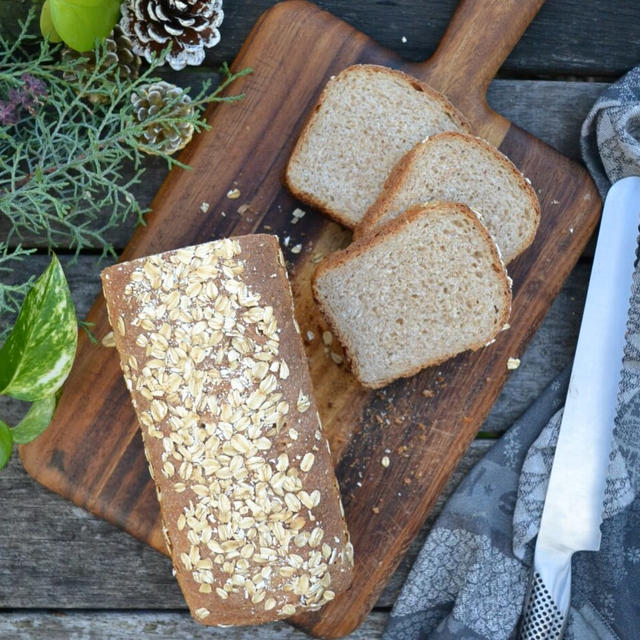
[285, 64, 471, 229]
[312, 202, 512, 388]
[356, 132, 540, 263]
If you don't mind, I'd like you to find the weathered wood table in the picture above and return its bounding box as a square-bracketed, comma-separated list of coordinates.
[1, 1, 639, 637]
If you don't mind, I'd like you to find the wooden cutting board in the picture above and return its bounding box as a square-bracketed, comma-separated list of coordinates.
[21, 1, 601, 637]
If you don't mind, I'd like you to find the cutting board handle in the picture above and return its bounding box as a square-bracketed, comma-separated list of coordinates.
[418, 0, 545, 106]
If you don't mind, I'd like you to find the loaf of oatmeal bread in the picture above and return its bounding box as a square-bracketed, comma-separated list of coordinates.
[101, 235, 353, 627]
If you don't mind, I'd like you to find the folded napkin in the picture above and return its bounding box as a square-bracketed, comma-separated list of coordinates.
[383, 66, 640, 640]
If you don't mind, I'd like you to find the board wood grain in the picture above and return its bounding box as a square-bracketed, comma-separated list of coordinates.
[20, 1, 601, 637]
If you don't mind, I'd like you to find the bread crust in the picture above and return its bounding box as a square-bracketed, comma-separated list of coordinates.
[355, 131, 541, 262]
[284, 65, 472, 229]
[102, 235, 354, 626]
[312, 202, 512, 388]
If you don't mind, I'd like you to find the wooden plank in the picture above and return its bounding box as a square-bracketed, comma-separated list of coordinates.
[2, 0, 640, 77]
[0, 254, 112, 333]
[0, 455, 182, 609]
[0, 80, 606, 251]
[17, 4, 601, 635]
[217, 1, 640, 78]
[486, 81, 606, 162]
[0, 610, 387, 639]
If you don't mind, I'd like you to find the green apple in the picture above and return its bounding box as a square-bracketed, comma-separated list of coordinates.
[40, 0, 63, 43]
[49, 0, 121, 52]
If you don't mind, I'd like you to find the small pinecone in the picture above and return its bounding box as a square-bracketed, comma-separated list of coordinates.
[131, 81, 194, 155]
[62, 26, 141, 104]
[120, 0, 224, 71]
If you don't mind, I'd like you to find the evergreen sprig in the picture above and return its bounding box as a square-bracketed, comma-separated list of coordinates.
[0, 10, 251, 341]
[0, 242, 36, 335]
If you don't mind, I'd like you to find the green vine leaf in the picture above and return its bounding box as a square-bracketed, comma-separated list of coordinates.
[0, 255, 77, 401]
[0, 421, 12, 471]
[10, 395, 57, 445]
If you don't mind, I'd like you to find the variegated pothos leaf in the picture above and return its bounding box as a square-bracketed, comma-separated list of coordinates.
[0, 421, 12, 471]
[0, 255, 77, 401]
[11, 395, 58, 445]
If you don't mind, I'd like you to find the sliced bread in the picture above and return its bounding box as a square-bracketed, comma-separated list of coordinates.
[285, 64, 471, 229]
[312, 202, 512, 388]
[356, 132, 540, 263]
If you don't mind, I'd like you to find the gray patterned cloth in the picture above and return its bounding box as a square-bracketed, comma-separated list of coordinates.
[581, 65, 640, 196]
[383, 67, 640, 640]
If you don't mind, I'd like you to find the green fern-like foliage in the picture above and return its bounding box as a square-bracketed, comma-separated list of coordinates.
[0, 243, 36, 334]
[0, 10, 250, 340]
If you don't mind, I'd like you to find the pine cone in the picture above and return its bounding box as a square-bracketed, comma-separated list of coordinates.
[131, 81, 195, 155]
[62, 26, 141, 105]
[120, 0, 224, 71]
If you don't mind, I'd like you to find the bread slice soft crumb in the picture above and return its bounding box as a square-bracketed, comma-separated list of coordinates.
[285, 65, 471, 229]
[312, 202, 512, 388]
[357, 132, 540, 263]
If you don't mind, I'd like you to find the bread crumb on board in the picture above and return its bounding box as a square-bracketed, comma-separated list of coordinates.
[226, 188, 241, 199]
[507, 357, 521, 370]
[199, 202, 209, 214]
[291, 208, 306, 224]
[381, 456, 390, 468]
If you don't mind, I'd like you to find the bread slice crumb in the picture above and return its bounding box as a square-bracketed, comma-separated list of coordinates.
[313, 202, 512, 388]
[285, 64, 471, 228]
[357, 132, 540, 263]
[507, 357, 521, 370]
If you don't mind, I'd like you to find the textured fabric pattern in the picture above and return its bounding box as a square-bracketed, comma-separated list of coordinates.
[384, 70, 640, 640]
[512, 408, 562, 562]
[581, 65, 640, 197]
